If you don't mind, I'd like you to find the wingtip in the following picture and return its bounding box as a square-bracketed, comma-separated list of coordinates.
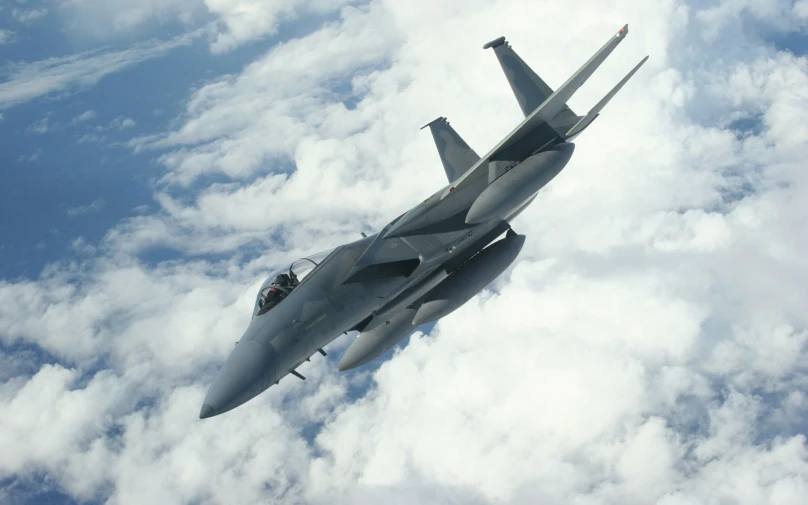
[635, 55, 650, 68]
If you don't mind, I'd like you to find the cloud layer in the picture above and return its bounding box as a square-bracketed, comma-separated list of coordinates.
[2, 0, 808, 504]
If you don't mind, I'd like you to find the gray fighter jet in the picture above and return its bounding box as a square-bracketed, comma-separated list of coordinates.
[200, 25, 648, 419]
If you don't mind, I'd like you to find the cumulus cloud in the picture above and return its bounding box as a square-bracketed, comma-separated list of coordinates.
[2, 0, 808, 504]
[205, 0, 361, 54]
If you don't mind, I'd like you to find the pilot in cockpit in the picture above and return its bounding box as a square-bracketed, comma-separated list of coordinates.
[257, 271, 300, 314]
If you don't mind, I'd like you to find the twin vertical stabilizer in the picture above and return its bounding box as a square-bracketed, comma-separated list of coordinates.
[437, 24, 649, 197]
[483, 34, 580, 133]
[482, 24, 648, 141]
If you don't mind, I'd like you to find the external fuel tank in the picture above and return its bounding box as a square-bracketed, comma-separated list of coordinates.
[338, 307, 419, 371]
[465, 143, 575, 224]
[412, 230, 525, 325]
[338, 231, 526, 371]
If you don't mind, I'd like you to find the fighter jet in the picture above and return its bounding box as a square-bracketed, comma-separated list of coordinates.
[200, 25, 648, 419]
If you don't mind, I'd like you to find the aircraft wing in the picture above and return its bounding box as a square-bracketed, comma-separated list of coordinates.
[342, 217, 422, 284]
[441, 24, 646, 199]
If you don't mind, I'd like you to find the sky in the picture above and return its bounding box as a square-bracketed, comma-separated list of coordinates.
[1, 0, 808, 504]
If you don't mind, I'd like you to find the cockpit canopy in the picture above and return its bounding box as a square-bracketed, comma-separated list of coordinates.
[254, 248, 335, 317]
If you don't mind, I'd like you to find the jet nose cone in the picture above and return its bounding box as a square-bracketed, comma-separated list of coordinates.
[199, 404, 216, 419]
[200, 340, 275, 419]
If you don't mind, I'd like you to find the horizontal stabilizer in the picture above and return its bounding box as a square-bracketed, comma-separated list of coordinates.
[421, 117, 480, 183]
[565, 55, 649, 139]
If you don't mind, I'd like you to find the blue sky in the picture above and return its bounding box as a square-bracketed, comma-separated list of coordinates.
[0, 4, 352, 279]
[2, 1, 808, 504]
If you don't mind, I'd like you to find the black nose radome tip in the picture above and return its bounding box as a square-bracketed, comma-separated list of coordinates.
[199, 404, 216, 419]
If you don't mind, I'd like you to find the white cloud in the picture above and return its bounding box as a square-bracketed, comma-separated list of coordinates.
[58, 0, 207, 35]
[0, 29, 14, 45]
[67, 198, 107, 217]
[77, 133, 106, 143]
[205, 0, 360, 54]
[28, 116, 52, 133]
[0, 32, 198, 111]
[57, 0, 359, 52]
[17, 148, 42, 162]
[70, 237, 98, 255]
[2, 0, 808, 504]
[696, 0, 808, 36]
[71, 109, 96, 124]
[108, 116, 136, 130]
[0, 365, 132, 491]
[12, 8, 48, 24]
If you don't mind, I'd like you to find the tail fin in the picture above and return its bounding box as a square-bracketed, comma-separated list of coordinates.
[483, 36, 556, 117]
[483, 36, 580, 127]
[421, 117, 480, 183]
[565, 55, 649, 139]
